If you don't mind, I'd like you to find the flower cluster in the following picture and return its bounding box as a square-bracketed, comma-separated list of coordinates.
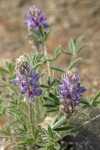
[13, 55, 42, 102]
[57, 71, 86, 114]
[24, 5, 48, 31]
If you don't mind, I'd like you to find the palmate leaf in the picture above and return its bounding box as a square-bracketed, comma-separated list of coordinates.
[29, 26, 52, 42]
[32, 52, 44, 70]
[43, 96, 59, 106]
[68, 36, 86, 56]
[43, 92, 60, 112]
[29, 29, 45, 41]
[47, 77, 61, 88]
[23, 53, 32, 64]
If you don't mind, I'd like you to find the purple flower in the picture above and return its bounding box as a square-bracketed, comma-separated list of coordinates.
[24, 5, 48, 31]
[58, 71, 86, 114]
[13, 55, 42, 102]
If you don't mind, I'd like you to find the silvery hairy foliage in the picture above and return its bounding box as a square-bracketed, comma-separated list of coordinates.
[0, 5, 100, 150]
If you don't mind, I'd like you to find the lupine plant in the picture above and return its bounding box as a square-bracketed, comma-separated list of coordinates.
[0, 5, 100, 150]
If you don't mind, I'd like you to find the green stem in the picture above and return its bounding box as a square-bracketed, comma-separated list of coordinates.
[37, 97, 44, 122]
[44, 42, 51, 77]
[30, 103, 34, 134]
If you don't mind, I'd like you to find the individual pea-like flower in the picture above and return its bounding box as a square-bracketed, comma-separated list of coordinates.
[57, 71, 86, 115]
[13, 55, 42, 102]
[24, 5, 48, 31]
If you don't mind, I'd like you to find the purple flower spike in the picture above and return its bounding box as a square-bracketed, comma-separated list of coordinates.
[30, 80, 38, 88]
[57, 71, 86, 114]
[77, 87, 86, 93]
[58, 84, 65, 90]
[35, 89, 42, 96]
[24, 5, 48, 31]
[13, 55, 42, 102]
[21, 86, 27, 94]
[13, 76, 20, 84]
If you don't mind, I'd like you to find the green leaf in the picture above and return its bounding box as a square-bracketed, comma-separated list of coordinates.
[76, 44, 86, 54]
[50, 78, 62, 87]
[43, 104, 57, 108]
[46, 56, 54, 61]
[92, 91, 100, 101]
[24, 53, 32, 64]
[17, 137, 34, 145]
[34, 62, 43, 70]
[81, 98, 91, 107]
[75, 36, 84, 49]
[39, 25, 45, 38]
[54, 45, 62, 60]
[16, 136, 31, 141]
[40, 84, 49, 88]
[61, 50, 72, 55]
[0, 67, 9, 73]
[29, 29, 40, 39]
[54, 125, 74, 132]
[0, 84, 9, 87]
[34, 129, 39, 140]
[5, 62, 15, 73]
[46, 108, 59, 113]
[48, 126, 54, 139]
[51, 116, 67, 129]
[32, 53, 43, 66]
[68, 58, 82, 70]
[45, 28, 52, 40]
[68, 36, 85, 56]
[68, 39, 76, 56]
[50, 66, 65, 73]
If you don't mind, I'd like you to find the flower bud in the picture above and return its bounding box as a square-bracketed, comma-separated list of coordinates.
[15, 55, 30, 75]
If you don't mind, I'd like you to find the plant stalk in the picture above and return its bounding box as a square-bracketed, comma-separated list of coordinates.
[30, 103, 34, 134]
[44, 42, 51, 77]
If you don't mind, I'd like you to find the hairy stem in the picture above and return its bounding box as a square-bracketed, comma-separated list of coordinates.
[44, 42, 51, 77]
[30, 103, 34, 134]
